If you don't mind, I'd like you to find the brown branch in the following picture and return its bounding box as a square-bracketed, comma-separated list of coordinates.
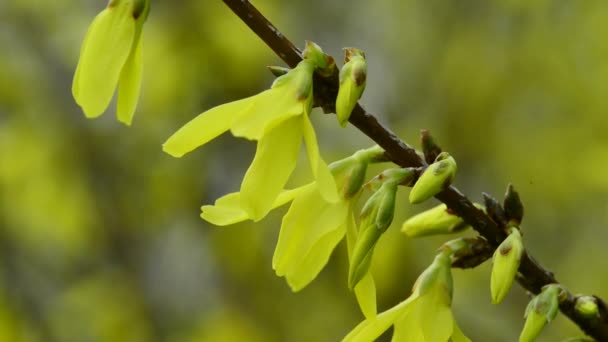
[222, 0, 608, 339]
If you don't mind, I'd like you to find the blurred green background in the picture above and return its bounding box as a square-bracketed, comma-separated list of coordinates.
[1, 0, 608, 341]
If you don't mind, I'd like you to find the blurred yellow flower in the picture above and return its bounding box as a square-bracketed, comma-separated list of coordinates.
[72, 0, 149, 125]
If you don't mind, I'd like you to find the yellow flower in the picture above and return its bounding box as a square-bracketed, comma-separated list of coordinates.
[201, 147, 386, 319]
[343, 252, 470, 342]
[164, 55, 338, 221]
[72, 0, 149, 125]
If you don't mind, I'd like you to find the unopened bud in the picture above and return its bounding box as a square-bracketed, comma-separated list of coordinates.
[519, 284, 562, 342]
[491, 228, 524, 304]
[575, 296, 599, 319]
[302, 41, 335, 76]
[336, 48, 367, 127]
[401, 204, 468, 237]
[409, 152, 457, 204]
[349, 180, 401, 289]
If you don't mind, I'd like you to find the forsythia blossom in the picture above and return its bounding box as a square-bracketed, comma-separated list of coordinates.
[201, 147, 386, 319]
[343, 250, 470, 342]
[73, 0, 150, 125]
[163, 42, 338, 221]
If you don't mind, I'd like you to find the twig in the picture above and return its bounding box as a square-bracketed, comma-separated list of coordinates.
[222, 0, 608, 339]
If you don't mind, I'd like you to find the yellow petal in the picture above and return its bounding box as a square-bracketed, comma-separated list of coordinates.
[451, 320, 471, 342]
[418, 286, 454, 342]
[116, 34, 143, 125]
[285, 223, 345, 292]
[230, 89, 303, 140]
[240, 116, 302, 221]
[200, 186, 308, 226]
[342, 297, 413, 342]
[162, 97, 254, 157]
[273, 184, 348, 282]
[301, 114, 339, 203]
[200, 192, 248, 226]
[73, 4, 136, 118]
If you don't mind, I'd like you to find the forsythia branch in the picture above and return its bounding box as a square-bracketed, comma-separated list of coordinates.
[222, 0, 608, 339]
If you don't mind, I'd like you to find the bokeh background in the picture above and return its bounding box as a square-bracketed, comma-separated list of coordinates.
[1, 0, 608, 341]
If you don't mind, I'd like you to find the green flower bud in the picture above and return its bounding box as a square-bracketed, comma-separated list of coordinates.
[302, 41, 335, 77]
[504, 183, 524, 226]
[450, 237, 494, 269]
[336, 48, 367, 127]
[401, 203, 469, 237]
[520, 284, 562, 342]
[349, 167, 415, 288]
[409, 152, 457, 204]
[575, 296, 599, 319]
[348, 182, 397, 289]
[491, 228, 524, 304]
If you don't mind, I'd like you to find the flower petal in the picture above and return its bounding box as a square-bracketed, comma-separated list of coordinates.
[116, 33, 143, 125]
[301, 114, 339, 202]
[342, 297, 413, 342]
[273, 183, 348, 281]
[230, 89, 303, 141]
[201, 186, 308, 226]
[73, 4, 136, 118]
[285, 223, 345, 292]
[450, 319, 471, 342]
[418, 286, 454, 342]
[240, 116, 302, 221]
[162, 97, 254, 157]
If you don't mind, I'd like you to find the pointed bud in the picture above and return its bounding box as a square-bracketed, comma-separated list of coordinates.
[336, 48, 367, 127]
[519, 284, 562, 342]
[420, 129, 442, 165]
[267, 65, 290, 77]
[302, 41, 335, 76]
[483, 192, 507, 226]
[491, 228, 524, 304]
[504, 183, 524, 226]
[409, 152, 457, 204]
[349, 182, 398, 289]
[348, 168, 414, 289]
[401, 204, 469, 237]
[575, 296, 599, 319]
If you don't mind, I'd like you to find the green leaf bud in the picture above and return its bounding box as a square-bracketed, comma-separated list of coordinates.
[483, 192, 507, 226]
[420, 129, 442, 165]
[409, 152, 457, 204]
[520, 284, 562, 342]
[491, 228, 524, 304]
[336, 48, 367, 127]
[504, 183, 524, 226]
